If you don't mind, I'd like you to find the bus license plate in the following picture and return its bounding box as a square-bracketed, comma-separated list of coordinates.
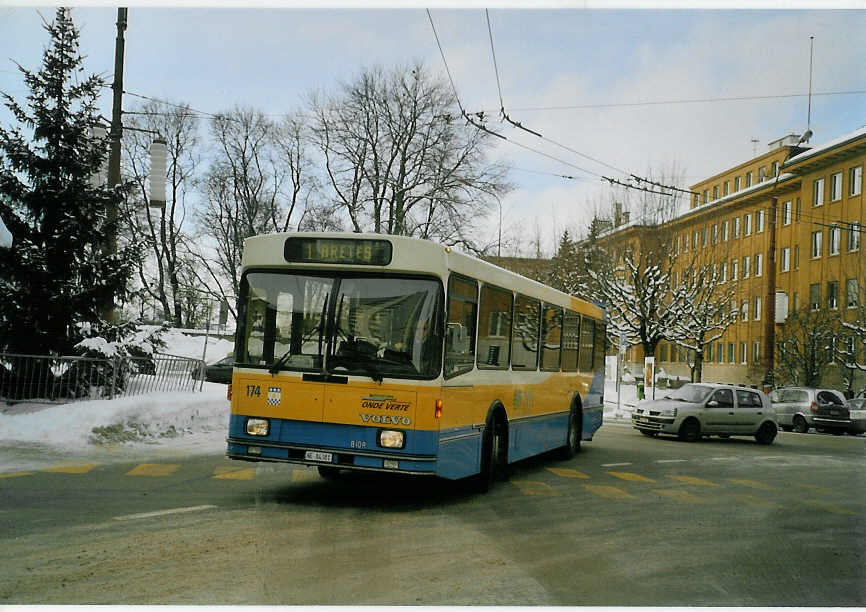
[305, 451, 332, 463]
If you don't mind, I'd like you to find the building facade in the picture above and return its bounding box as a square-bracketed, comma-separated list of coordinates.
[606, 127, 866, 388]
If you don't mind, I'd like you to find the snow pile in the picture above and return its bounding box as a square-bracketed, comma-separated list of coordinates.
[156, 327, 234, 364]
[0, 384, 229, 452]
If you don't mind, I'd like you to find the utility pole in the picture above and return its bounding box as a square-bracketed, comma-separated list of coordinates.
[103, 7, 127, 321]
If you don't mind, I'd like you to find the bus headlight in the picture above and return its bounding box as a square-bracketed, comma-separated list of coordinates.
[246, 418, 269, 436]
[378, 430, 405, 449]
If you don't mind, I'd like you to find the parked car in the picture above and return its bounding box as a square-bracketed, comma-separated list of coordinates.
[769, 387, 847, 433]
[632, 383, 778, 444]
[812, 396, 865, 436]
[191, 354, 233, 384]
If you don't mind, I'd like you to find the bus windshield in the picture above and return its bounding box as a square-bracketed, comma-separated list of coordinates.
[237, 271, 443, 379]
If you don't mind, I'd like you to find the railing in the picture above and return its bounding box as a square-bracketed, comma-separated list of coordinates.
[0, 353, 205, 405]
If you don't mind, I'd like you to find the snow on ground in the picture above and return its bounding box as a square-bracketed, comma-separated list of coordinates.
[0, 325, 650, 474]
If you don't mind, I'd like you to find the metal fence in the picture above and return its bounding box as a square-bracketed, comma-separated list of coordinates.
[0, 352, 205, 405]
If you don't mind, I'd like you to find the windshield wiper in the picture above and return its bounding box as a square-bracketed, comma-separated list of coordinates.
[268, 347, 293, 375]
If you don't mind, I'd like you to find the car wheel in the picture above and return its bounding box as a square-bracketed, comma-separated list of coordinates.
[317, 466, 341, 480]
[678, 418, 701, 442]
[793, 415, 809, 434]
[754, 421, 777, 445]
[557, 408, 581, 459]
[640, 430, 658, 437]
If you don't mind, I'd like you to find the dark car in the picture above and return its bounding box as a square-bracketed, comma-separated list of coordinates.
[192, 355, 233, 384]
[813, 396, 865, 436]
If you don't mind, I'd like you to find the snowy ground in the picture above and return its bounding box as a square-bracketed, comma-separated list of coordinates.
[0, 329, 645, 474]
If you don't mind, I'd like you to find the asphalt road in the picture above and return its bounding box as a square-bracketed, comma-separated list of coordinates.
[1, 422, 864, 605]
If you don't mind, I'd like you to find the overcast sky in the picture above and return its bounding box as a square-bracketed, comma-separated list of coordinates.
[1, 4, 864, 254]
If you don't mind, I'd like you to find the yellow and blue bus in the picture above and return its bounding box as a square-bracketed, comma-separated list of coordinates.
[226, 232, 606, 490]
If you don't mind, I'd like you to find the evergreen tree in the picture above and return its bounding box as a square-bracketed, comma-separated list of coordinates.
[0, 8, 137, 354]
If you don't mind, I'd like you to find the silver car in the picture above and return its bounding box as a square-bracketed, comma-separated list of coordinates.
[632, 383, 778, 444]
[769, 387, 847, 434]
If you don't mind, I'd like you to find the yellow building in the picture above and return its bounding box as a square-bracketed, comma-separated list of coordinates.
[608, 127, 866, 388]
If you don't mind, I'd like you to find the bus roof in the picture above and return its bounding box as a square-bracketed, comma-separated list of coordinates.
[242, 232, 604, 320]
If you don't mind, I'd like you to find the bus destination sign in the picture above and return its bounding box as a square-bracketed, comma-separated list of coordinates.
[284, 237, 393, 266]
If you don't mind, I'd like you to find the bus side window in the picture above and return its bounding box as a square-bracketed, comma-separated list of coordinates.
[477, 284, 512, 369]
[540, 304, 562, 371]
[578, 317, 595, 372]
[445, 274, 478, 378]
[512, 294, 540, 370]
[561, 310, 580, 372]
[593, 321, 607, 373]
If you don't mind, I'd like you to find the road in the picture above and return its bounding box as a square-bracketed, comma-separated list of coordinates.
[1, 421, 864, 605]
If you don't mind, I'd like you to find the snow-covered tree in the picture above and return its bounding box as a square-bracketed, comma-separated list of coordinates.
[838, 281, 866, 397]
[665, 261, 738, 382]
[0, 8, 137, 354]
[774, 306, 841, 388]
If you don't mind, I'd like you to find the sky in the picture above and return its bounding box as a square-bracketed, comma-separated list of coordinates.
[1, 4, 865, 254]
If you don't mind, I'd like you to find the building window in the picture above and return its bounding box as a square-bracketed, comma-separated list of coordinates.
[754, 296, 761, 321]
[711, 224, 718, 244]
[830, 172, 843, 201]
[772, 161, 779, 177]
[741, 299, 749, 321]
[722, 220, 729, 241]
[731, 259, 739, 280]
[829, 225, 841, 255]
[735, 176, 741, 191]
[742, 255, 751, 278]
[733, 217, 740, 238]
[793, 244, 800, 269]
[712, 185, 719, 200]
[753, 341, 760, 363]
[847, 279, 859, 308]
[721, 262, 728, 282]
[813, 177, 825, 206]
[746, 171, 753, 187]
[740, 342, 747, 364]
[744, 213, 752, 235]
[755, 253, 763, 276]
[793, 292, 799, 311]
[702, 189, 709, 204]
[706, 343, 713, 362]
[724, 180, 730, 196]
[849, 223, 861, 251]
[759, 167, 766, 183]
[717, 342, 724, 363]
[781, 246, 790, 272]
[681, 234, 688, 252]
[851, 165, 863, 196]
[828, 281, 839, 310]
[701, 227, 707, 248]
[692, 231, 698, 250]
[811, 231, 822, 258]
[782, 200, 792, 225]
[810, 283, 821, 310]
[756, 210, 764, 232]
[728, 343, 735, 363]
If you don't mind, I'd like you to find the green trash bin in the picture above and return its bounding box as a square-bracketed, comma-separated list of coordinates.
[636, 379, 645, 400]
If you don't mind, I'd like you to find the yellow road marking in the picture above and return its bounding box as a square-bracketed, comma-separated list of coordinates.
[729, 493, 780, 509]
[728, 478, 779, 491]
[582, 484, 635, 500]
[546, 467, 590, 479]
[126, 463, 180, 477]
[42, 463, 99, 474]
[669, 475, 718, 487]
[0, 472, 32, 479]
[655, 489, 707, 503]
[213, 466, 256, 480]
[513, 480, 559, 496]
[608, 471, 655, 483]
[292, 469, 318, 482]
[800, 499, 856, 515]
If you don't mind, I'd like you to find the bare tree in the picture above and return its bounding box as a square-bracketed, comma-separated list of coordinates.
[775, 306, 841, 388]
[120, 100, 200, 326]
[308, 63, 509, 250]
[838, 281, 866, 397]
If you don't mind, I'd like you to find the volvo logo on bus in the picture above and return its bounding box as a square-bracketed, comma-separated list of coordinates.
[360, 413, 411, 426]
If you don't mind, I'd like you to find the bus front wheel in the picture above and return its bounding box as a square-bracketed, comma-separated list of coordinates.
[557, 408, 581, 459]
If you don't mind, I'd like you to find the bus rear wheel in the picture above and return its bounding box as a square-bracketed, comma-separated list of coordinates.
[557, 409, 581, 459]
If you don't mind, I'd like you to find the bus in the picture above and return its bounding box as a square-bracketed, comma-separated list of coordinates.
[225, 232, 607, 490]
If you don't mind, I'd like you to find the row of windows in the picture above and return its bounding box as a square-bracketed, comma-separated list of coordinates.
[694, 163, 863, 208]
[444, 274, 606, 378]
[677, 210, 766, 253]
[812, 166, 863, 206]
[659, 333, 863, 366]
[806, 278, 860, 311]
